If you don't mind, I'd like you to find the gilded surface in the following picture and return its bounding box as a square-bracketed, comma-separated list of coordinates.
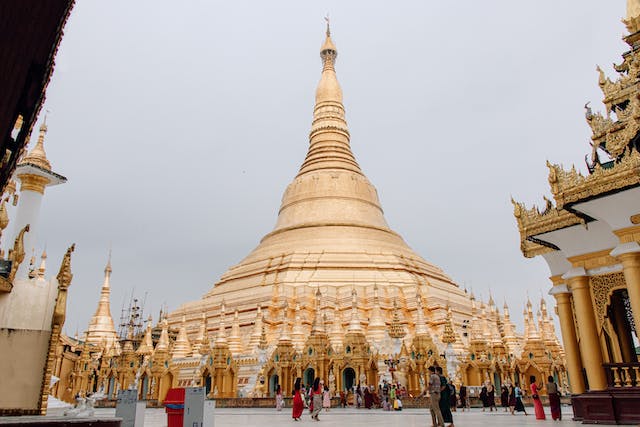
[511, 197, 582, 257]
[589, 272, 627, 332]
[547, 149, 640, 210]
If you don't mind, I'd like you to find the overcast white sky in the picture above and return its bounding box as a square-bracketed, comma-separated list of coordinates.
[19, 1, 628, 335]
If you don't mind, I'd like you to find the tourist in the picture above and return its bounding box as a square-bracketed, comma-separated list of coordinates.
[371, 385, 380, 408]
[500, 384, 509, 412]
[530, 376, 546, 420]
[310, 378, 323, 421]
[436, 366, 454, 427]
[339, 389, 347, 408]
[355, 383, 362, 408]
[292, 378, 304, 421]
[428, 366, 445, 427]
[449, 382, 457, 412]
[363, 385, 372, 409]
[275, 384, 283, 411]
[322, 384, 331, 412]
[487, 381, 496, 411]
[508, 384, 516, 414]
[546, 375, 561, 420]
[458, 383, 469, 411]
[480, 383, 488, 411]
[513, 383, 528, 416]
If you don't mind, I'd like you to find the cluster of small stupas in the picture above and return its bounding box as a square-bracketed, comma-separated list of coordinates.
[44, 25, 567, 404]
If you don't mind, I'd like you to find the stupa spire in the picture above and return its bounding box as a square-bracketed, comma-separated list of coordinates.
[155, 318, 170, 352]
[311, 287, 326, 334]
[348, 287, 363, 332]
[414, 294, 429, 336]
[172, 314, 192, 358]
[216, 302, 228, 345]
[21, 121, 52, 171]
[229, 308, 243, 354]
[298, 22, 361, 177]
[136, 317, 154, 356]
[85, 254, 118, 348]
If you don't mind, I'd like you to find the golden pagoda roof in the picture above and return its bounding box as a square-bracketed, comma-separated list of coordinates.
[85, 256, 118, 348]
[20, 122, 52, 171]
[203, 25, 460, 300]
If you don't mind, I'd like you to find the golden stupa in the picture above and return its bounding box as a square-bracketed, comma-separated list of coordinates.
[172, 24, 470, 351]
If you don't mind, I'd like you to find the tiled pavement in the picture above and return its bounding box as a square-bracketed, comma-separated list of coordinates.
[82, 406, 582, 427]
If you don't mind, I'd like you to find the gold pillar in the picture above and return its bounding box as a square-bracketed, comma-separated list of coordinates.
[553, 291, 585, 394]
[617, 251, 640, 335]
[566, 274, 607, 390]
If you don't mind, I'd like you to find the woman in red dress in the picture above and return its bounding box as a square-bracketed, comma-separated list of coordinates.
[292, 377, 304, 421]
[529, 376, 546, 420]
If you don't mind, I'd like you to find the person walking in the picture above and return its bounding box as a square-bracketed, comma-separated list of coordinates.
[275, 384, 284, 411]
[436, 366, 454, 427]
[546, 375, 561, 420]
[449, 382, 457, 412]
[310, 378, 323, 421]
[458, 384, 469, 411]
[428, 366, 445, 427]
[487, 381, 496, 411]
[530, 376, 546, 420]
[292, 378, 304, 421]
[500, 384, 509, 412]
[513, 384, 528, 416]
[322, 384, 331, 412]
[480, 384, 488, 411]
[508, 384, 516, 415]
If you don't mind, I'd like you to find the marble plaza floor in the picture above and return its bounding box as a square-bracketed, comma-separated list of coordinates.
[83, 406, 582, 427]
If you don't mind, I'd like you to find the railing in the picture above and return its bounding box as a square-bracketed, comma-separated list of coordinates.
[604, 363, 640, 388]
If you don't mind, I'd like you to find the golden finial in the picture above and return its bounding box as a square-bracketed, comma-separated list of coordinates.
[21, 119, 52, 170]
[324, 14, 330, 37]
[441, 306, 456, 344]
[388, 299, 406, 339]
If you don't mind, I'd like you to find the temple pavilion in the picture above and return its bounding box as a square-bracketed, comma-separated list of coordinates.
[512, 1, 640, 423]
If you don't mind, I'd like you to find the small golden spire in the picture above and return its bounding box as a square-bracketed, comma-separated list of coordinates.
[388, 299, 406, 339]
[172, 314, 193, 358]
[20, 121, 52, 171]
[136, 318, 154, 355]
[442, 306, 456, 344]
[155, 319, 170, 352]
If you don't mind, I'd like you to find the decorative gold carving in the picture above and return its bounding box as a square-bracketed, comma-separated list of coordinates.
[590, 272, 627, 332]
[441, 307, 456, 344]
[6, 224, 29, 285]
[511, 197, 583, 257]
[631, 213, 640, 224]
[18, 174, 50, 195]
[547, 149, 640, 210]
[40, 244, 75, 414]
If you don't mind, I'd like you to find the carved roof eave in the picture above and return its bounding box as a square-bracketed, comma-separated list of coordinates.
[513, 199, 584, 258]
[547, 149, 640, 210]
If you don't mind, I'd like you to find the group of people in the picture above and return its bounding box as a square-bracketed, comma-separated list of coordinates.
[473, 375, 562, 420]
[427, 365, 455, 427]
[352, 381, 406, 410]
[282, 371, 562, 423]
[288, 377, 331, 421]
